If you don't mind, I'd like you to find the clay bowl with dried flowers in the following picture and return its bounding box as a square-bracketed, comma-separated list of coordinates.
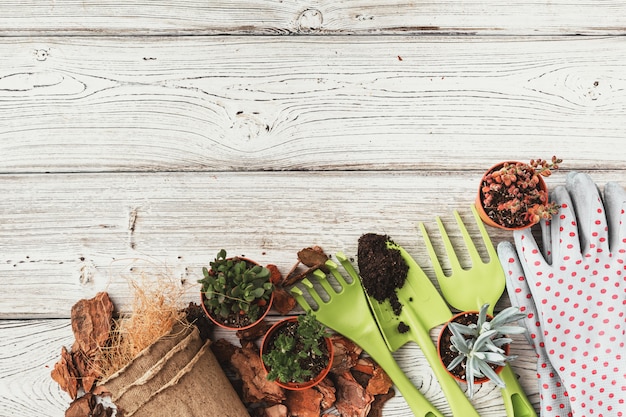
[198, 249, 275, 331]
[261, 312, 333, 390]
[476, 156, 562, 230]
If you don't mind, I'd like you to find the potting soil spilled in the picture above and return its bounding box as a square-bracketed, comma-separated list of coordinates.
[357, 233, 408, 316]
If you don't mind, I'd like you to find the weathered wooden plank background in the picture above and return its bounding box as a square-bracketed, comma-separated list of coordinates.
[2, 1, 626, 35]
[1, 1, 625, 416]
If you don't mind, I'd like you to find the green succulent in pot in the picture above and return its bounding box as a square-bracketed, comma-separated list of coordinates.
[261, 311, 333, 390]
[198, 249, 274, 330]
[438, 303, 527, 398]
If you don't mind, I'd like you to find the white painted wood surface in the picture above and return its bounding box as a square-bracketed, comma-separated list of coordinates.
[0, 2, 625, 416]
[1, 36, 625, 173]
[2, 1, 626, 35]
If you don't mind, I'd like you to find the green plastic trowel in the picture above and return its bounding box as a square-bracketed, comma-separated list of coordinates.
[336, 249, 480, 417]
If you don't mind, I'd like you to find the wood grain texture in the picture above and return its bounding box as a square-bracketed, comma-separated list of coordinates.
[1, 2, 625, 415]
[0, 320, 73, 416]
[0, 36, 625, 173]
[0, 319, 540, 417]
[0, 1, 625, 35]
[2, 170, 625, 318]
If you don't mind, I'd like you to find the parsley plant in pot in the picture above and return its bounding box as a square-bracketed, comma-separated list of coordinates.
[261, 311, 333, 390]
[437, 303, 526, 398]
[198, 249, 274, 330]
[476, 156, 562, 230]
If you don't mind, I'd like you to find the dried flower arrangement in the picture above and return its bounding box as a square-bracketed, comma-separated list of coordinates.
[477, 156, 563, 229]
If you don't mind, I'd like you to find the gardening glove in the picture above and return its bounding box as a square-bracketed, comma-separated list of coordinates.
[499, 171, 626, 417]
[499, 228, 572, 417]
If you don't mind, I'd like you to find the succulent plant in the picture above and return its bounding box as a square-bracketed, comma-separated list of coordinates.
[198, 249, 274, 324]
[262, 311, 331, 385]
[480, 156, 562, 228]
[446, 303, 526, 398]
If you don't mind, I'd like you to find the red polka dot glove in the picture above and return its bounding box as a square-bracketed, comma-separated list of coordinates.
[498, 172, 626, 417]
[500, 229, 572, 417]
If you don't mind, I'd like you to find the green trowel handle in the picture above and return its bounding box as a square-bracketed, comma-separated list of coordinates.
[500, 364, 538, 417]
[406, 317, 481, 417]
[363, 338, 444, 417]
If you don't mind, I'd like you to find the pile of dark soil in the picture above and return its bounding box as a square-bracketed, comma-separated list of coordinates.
[357, 233, 408, 315]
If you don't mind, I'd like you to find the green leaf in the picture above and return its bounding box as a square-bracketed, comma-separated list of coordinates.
[251, 287, 265, 298]
[447, 355, 465, 371]
[473, 329, 497, 351]
[475, 360, 505, 388]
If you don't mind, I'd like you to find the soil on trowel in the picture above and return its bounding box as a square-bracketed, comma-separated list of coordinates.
[357, 233, 408, 316]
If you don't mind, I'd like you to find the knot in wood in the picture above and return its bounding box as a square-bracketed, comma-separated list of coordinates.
[34, 48, 49, 61]
[297, 9, 323, 32]
[232, 112, 267, 141]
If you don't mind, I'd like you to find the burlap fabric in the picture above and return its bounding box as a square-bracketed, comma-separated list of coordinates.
[114, 327, 204, 414]
[130, 340, 250, 417]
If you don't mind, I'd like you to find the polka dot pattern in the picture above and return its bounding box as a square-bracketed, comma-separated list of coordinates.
[504, 251, 573, 417]
[508, 176, 626, 417]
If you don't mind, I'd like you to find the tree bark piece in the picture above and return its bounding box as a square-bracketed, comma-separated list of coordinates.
[231, 346, 286, 405]
[334, 371, 374, 417]
[330, 335, 362, 374]
[53, 292, 115, 398]
[263, 404, 288, 417]
[70, 292, 114, 355]
[51, 346, 80, 399]
[369, 388, 396, 417]
[64, 393, 93, 417]
[316, 378, 336, 410]
[284, 388, 323, 417]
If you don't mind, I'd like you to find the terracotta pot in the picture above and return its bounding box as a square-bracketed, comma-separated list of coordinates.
[260, 316, 334, 391]
[476, 160, 548, 231]
[199, 257, 274, 331]
[437, 310, 509, 386]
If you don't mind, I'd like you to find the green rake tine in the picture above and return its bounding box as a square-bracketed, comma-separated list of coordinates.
[453, 209, 484, 267]
[470, 203, 499, 262]
[300, 274, 327, 309]
[419, 221, 448, 278]
[290, 285, 313, 312]
[315, 264, 341, 299]
[335, 252, 359, 284]
[435, 216, 465, 274]
[326, 258, 352, 289]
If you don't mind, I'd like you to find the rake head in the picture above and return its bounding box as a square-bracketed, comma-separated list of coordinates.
[419, 204, 505, 315]
[290, 256, 380, 343]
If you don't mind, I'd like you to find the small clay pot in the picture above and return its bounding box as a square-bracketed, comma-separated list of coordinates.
[437, 310, 509, 386]
[260, 316, 333, 390]
[476, 160, 548, 231]
[200, 257, 274, 331]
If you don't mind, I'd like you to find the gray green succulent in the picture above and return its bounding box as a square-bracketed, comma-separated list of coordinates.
[447, 303, 526, 398]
